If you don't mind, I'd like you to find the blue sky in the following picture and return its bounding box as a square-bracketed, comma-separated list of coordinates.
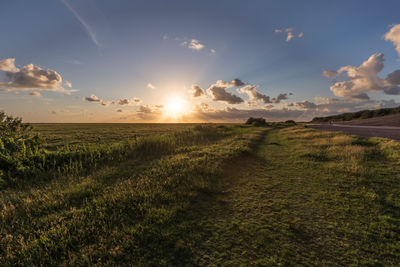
[1, 0, 400, 122]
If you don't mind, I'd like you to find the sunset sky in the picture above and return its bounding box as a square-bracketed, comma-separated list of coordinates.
[1, 0, 400, 122]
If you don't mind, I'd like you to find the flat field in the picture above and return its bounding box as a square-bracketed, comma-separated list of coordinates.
[31, 123, 202, 150]
[1, 124, 400, 265]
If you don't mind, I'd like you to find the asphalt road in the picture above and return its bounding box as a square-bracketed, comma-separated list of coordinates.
[308, 124, 400, 140]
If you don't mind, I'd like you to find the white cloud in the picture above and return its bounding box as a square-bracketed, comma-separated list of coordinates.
[85, 94, 101, 102]
[275, 28, 303, 42]
[61, 0, 100, 47]
[0, 59, 66, 91]
[210, 49, 216, 54]
[384, 24, 400, 57]
[323, 53, 400, 99]
[64, 81, 72, 88]
[188, 39, 204, 51]
[0, 58, 19, 72]
[147, 83, 156, 89]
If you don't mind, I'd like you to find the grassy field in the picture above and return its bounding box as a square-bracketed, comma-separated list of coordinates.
[31, 123, 202, 150]
[1, 124, 400, 265]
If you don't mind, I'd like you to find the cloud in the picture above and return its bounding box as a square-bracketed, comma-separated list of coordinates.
[101, 101, 110, 106]
[61, 0, 100, 47]
[275, 28, 303, 42]
[324, 53, 400, 99]
[384, 24, 400, 57]
[137, 105, 162, 120]
[29, 91, 41, 97]
[191, 84, 205, 97]
[231, 78, 245, 86]
[0, 59, 67, 92]
[239, 85, 289, 104]
[273, 93, 289, 103]
[155, 105, 164, 108]
[294, 100, 317, 109]
[118, 98, 130, 105]
[163, 33, 169, 40]
[239, 85, 271, 103]
[188, 39, 204, 51]
[207, 81, 244, 104]
[210, 49, 216, 54]
[117, 109, 122, 113]
[85, 94, 101, 102]
[0, 58, 19, 72]
[181, 39, 205, 51]
[133, 98, 141, 103]
[147, 83, 156, 89]
[322, 70, 339, 77]
[64, 81, 72, 88]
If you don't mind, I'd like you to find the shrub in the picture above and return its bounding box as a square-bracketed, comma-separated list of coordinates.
[245, 117, 268, 127]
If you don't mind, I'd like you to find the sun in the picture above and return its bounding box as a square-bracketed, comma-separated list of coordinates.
[164, 96, 188, 117]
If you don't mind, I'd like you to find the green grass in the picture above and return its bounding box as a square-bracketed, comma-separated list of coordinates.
[0, 124, 265, 265]
[31, 123, 219, 150]
[188, 127, 400, 265]
[1, 124, 400, 265]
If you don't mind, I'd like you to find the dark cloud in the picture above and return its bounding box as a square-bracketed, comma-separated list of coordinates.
[273, 93, 289, 103]
[207, 84, 244, 104]
[294, 101, 317, 109]
[231, 78, 245, 86]
[191, 85, 205, 97]
[137, 105, 162, 120]
[239, 85, 271, 103]
[118, 98, 130, 105]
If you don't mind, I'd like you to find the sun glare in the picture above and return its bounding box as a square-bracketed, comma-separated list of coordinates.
[165, 97, 188, 117]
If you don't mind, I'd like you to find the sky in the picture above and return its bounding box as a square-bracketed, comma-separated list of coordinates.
[1, 0, 400, 122]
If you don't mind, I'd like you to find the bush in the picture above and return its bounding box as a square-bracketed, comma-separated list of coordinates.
[245, 117, 268, 127]
[285, 120, 296, 124]
[0, 111, 45, 181]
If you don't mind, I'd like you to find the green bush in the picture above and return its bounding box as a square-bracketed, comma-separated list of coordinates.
[245, 117, 268, 127]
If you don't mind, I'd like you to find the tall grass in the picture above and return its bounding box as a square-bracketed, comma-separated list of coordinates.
[0, 125, 254, 188]
[0, 126, 265, 266]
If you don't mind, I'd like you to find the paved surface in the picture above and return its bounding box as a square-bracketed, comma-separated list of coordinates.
[308, 124, 400, 140]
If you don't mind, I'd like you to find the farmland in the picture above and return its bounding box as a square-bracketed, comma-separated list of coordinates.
[1, 122, 400, 265]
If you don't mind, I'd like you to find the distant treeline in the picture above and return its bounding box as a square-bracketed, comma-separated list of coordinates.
[311, 105, 400, 123]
